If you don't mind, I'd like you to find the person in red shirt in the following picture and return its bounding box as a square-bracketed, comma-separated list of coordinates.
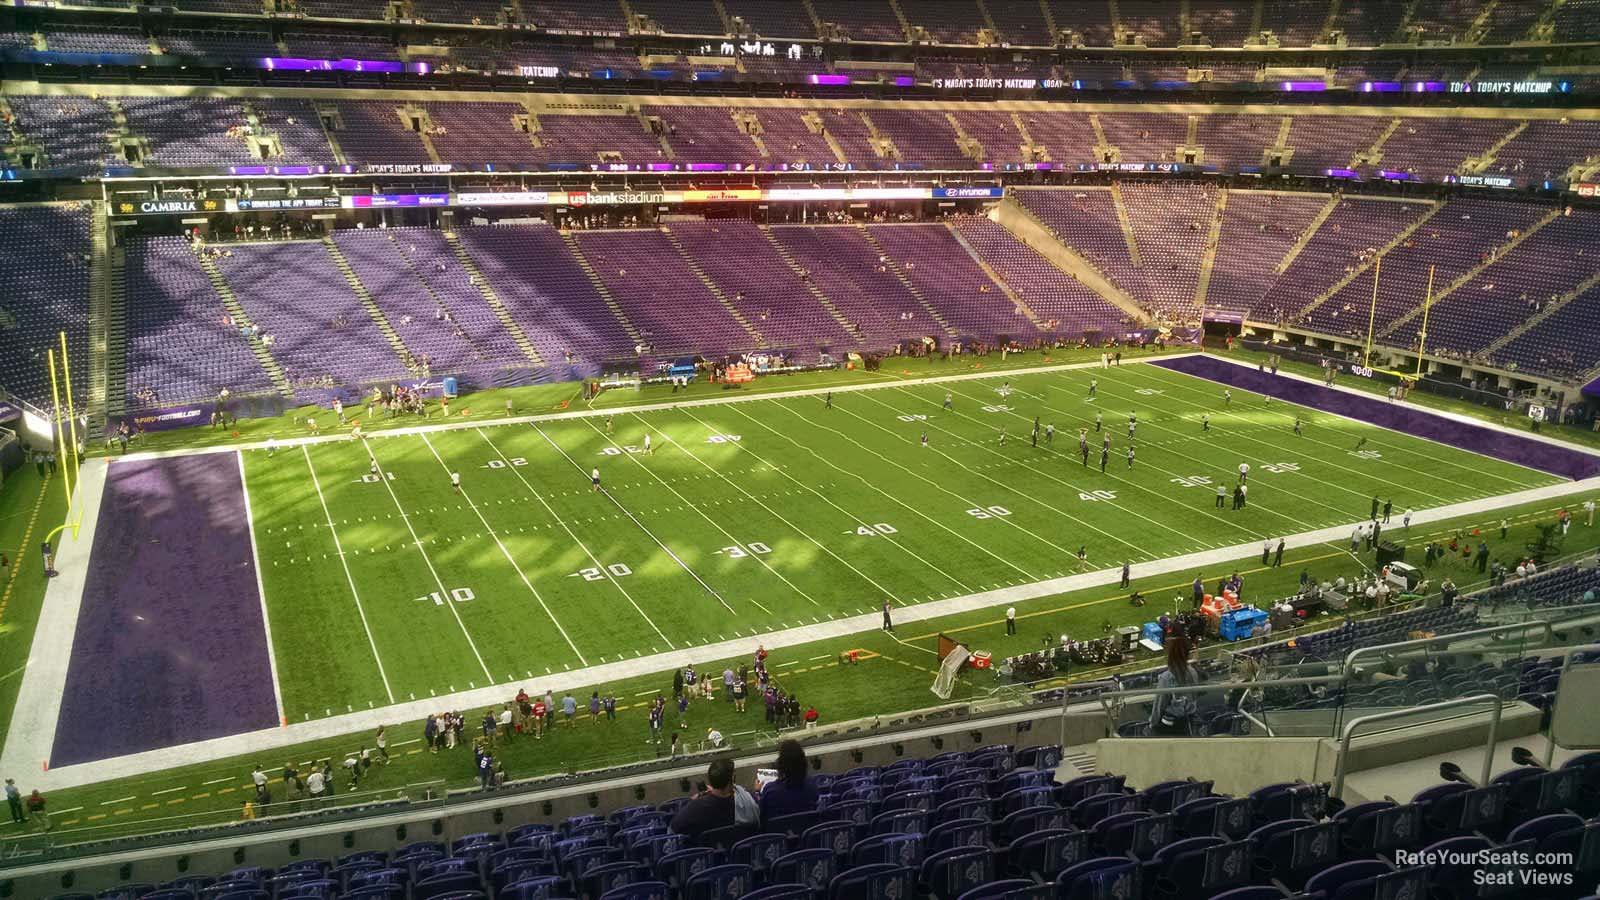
[531, 697, 547, 740]
[803, 706, 818, 728]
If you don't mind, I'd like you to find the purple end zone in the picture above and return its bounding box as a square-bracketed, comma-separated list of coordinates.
[50, 453, 278, 767]
[1154, 355, 1600, 481]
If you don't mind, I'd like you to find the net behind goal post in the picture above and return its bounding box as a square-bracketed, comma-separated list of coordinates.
[931, 633, 971, 699]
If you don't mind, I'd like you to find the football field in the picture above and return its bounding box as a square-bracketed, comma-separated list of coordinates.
[242, 359, 1559, 721]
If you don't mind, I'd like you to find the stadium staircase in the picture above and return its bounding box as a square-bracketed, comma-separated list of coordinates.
[1089, 112, 1117, 163]
[1274, 194, 1341, 274]
[730, 109, 768, 159]
[1315, 0, 1341, 43]
[1380, 207, 1564, 339]
[661, 227, 767, 348]
[90, 205, 116, 436]
[858, 110, 902, 163]
[946, 112, 987, 165]
[321, 237, 418, 373]
[559, 232, 645, 348]
[410, 108, 444, 165]
[1352, 117, 1403, 169]
[1462, 121, 1530, 174]
[1192, 189, 1229, 308]
[1107, 0, 1125, 40]
[195, 249, 293, 398]
[1481, 268, 1600, 356]
[1249, 0, 1265, 34]
[991, 195, 1145, 319]
[757, 225, 865, 342]
[977, 0, 1000, 38]
[887, 0, 913, 40]
[442, 231, 546, 366]
[1039, 0, 1058, 34]
[637, 108, 674, 160]
[858, 224, 959, 337]
[801, 0, 824, 37]
[1285, 200, 1445, 324]
[1270, 115, 1295, 167]
[385, 231, 501, 368]
[314, 104, 348, 165]
[946, 222, 1044, 327]
[1010, 112, 1044, 161]
[711, 0, 733, 33]
[1107, 181, 1143, 267]
[801, 110, 849, 164]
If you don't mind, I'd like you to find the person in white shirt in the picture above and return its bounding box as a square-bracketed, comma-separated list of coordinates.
[1005, 606, 1016, 635]
[1402, 509, 1412, 530]
[1586, 499, 1596, 527]
[1238, 462, 1250, 484]
[251, 766, 267, 791]
[306, 769, 325, 799]
[643, 433, 652, 455]
[592, 468, 602, 491]
[450, 472, 461, 495]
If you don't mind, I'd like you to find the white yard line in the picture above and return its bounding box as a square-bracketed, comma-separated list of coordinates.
[678, 406, 971, 596]
[721, 403, 1021, 587]
[300, 446, 395, 704]
[117, 356, 1196, 463]
[784, 400, 1089, 567]
[474, 428, 675, 650]
[0, 458, 107, 781]
[1185, 355, 1598, 479]
[24, 473, 1600, 792]
[959, 380, 1365, 526]
[417, 433, 588, 666]
[531, 421, 740, 617]
[641, 414, 899, 604]
[236, 451, 287, 726]
[363, 441, 494, 683]
[576, 418, 800, 612]
[860, 387, 1240, 551]
[1122, 365, 1530, 497]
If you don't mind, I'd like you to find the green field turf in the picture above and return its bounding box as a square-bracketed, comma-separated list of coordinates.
[244, 361, 1560, 721]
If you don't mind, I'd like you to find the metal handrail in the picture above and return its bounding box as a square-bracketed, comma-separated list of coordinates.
[1331, 693, 1504, 800]
[1341, 620, 1556, 679]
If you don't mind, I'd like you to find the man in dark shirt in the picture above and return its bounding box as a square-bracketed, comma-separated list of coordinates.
[670, 759, 738, 840]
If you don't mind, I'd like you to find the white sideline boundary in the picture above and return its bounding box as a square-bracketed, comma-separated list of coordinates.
[1, 458, 107, 783]
[236, 451, 287, 728]
[9, 351, 1600, 792]
[12, 473, 1600, 792]
[115, 354, 1189, 462]
[1195, 352, 1600, 470]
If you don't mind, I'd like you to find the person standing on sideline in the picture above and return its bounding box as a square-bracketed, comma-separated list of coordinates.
[1238, 462, 1249, 484]
[25, 790, 48, 831]
[1262, 539, 1272, 566]
[1585, 499, 1596, 527]
[591, 467, 601, 492]
[1045, 423, 1055, 445]
[1088, 378, 1097, 399]
[375, 726, 389, 764]
[1099, 444, 1109, 473]
[1215, 483, 1226, 508]
[1403, 509, 1413, 530]
[1350, 526, 1361, 554]
[1274, 538, 1285, 567]
[1223, 389, 1232, 407]
[1005, 607, 1016, 635]
[1382, 499, 1392, 523]
[1094, 411, 1102, 432]
[881, 600, 894, 632]
[1500, 518, 1509, 539]
[1126, 445, 1135, 469]
[1120, 562, 1130, 588]
[4, 780, 23, 824]
[1192, 576, 1205, 609]
[1370, 495, 1380, 520]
